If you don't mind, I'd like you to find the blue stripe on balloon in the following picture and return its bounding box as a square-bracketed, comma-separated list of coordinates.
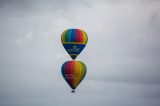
[67, 29, 72, 42]
[61, 62, 66, 76]
[71, 29, 74, 42]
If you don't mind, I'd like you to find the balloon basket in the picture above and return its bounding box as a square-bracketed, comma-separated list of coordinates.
[71, 90, 75, 93]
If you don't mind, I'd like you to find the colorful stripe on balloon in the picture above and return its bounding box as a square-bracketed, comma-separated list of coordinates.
[61, 29, 88, 44]
[61, 61, 87, 89]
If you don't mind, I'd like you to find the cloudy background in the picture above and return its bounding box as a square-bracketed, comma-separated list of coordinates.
[0, 0, 160, 106]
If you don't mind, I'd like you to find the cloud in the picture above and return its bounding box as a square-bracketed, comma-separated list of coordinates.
[0, 0, 160, 106]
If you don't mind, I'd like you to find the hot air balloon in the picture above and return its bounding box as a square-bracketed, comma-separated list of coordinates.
[61, 29, 88, 60]
[61, 61, 87, 93]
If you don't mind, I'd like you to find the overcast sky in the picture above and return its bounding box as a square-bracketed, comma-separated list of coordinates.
[0, 0, 160, 106]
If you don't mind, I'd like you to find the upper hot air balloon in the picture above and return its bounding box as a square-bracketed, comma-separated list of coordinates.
[61, 60, 87, 93]
[61, 29, 88, 60]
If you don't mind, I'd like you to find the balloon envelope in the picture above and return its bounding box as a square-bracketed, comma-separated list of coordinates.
[61, 29, 88, 59]
[61, 61, 87, 90]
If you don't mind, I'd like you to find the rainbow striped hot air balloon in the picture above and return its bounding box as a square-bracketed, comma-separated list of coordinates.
[61, 29, 88, 60]
[61, 61, 87, 92]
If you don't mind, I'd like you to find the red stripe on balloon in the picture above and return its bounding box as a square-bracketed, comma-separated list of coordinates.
[70, 61, 74, 87]
[75, 30, 78, 42]
[79, 29, 83, 42]
[75, 29, 79, 42]
[76, 29, 80, 42]
[74, 30, 77, 42]
[68, 61, 73, 86]
[66, 61, 72, 87]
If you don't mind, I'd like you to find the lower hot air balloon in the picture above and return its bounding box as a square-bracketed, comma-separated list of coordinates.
[61, 61, 87, 93]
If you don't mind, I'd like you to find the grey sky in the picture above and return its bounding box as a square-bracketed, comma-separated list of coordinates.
[0, 0, 160, 106]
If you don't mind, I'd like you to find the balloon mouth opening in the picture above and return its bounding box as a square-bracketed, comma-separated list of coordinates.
[71, 55, 76, 60]
[71, 90, 75, 93]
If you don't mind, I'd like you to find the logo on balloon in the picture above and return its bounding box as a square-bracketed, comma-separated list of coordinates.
[64, 74, 77, 79]
[67, 45, 80, 53]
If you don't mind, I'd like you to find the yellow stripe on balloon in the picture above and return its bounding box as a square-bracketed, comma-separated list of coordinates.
[77, 62, 82, 87]
[75, 61, 80, 88]
[75, 62, 80, 87]
[73, 61, 77, 88]
[75, 62, 82, 87]
[61, 29, 67, 43]
[62, 42, 86, 45]
[78, 62, 84, 85]
[81, 30, 88, 44]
